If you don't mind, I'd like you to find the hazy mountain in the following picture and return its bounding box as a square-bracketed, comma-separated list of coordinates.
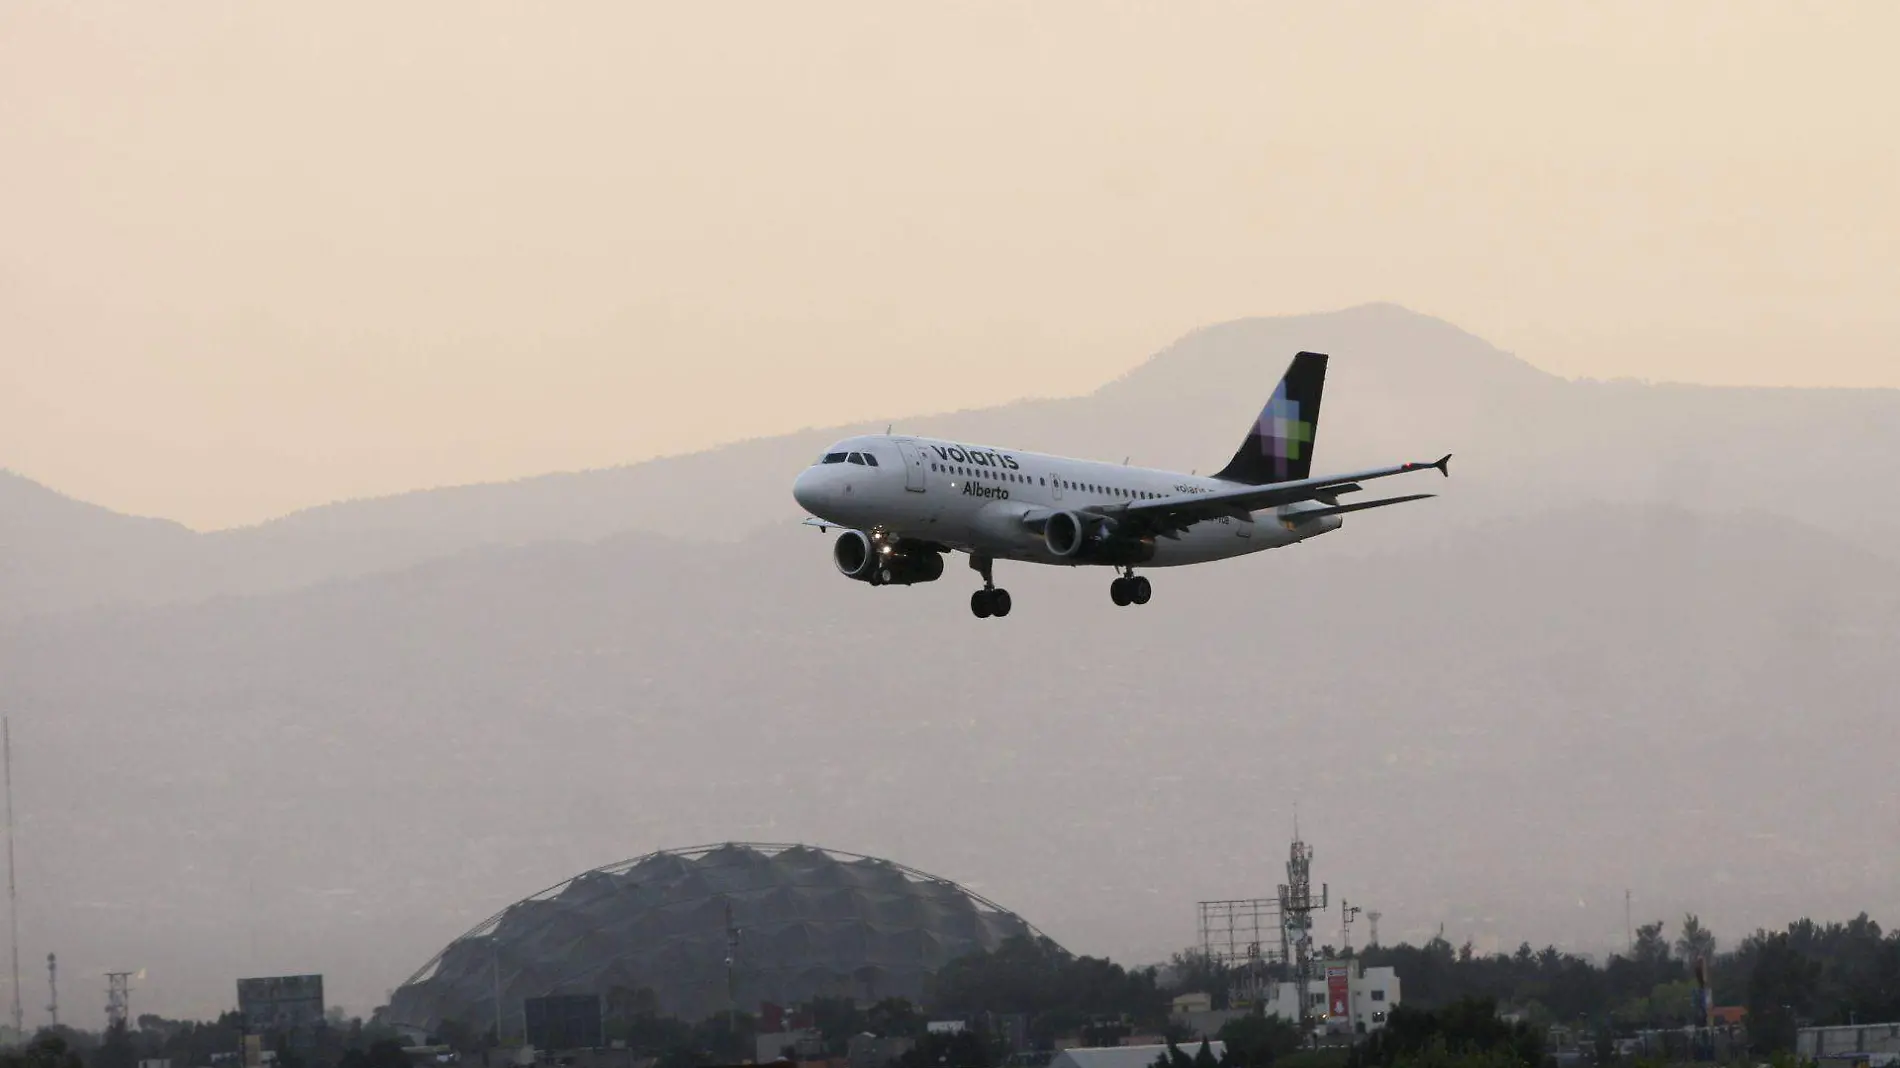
[5, 503, 1895, 1018]
[6, 304, 1898, 1018]
[7, 303, 1900, 621]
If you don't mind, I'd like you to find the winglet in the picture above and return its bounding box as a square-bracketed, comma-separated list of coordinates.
[1435, 453, 1452, 477]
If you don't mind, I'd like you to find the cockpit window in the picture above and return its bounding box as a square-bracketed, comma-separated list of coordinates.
[822, 452, 848, 464]
[860, 452, 879, 466]
[847, 452, 866, 465]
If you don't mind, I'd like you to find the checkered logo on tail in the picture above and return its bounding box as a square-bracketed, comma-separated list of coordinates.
[1257, 384, 1314, 481]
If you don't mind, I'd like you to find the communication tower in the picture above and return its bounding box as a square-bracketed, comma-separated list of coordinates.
[106, 971, 132, 1029]
[46, 953, 57, 1028]
[1367, 911, 1383, 949]
[1341, 900, 1362, 953]
[1276, 829, 1327, 1036]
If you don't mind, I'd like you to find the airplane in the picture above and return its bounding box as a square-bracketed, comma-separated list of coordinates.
[791, 351, 1449, 618]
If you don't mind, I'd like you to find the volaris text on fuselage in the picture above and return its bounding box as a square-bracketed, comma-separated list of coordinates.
[791, 351, 1450, 619]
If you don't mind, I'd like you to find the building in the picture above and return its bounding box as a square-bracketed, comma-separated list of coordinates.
[1799, 1024, 1900, 1062]
[1170, 962, 1401, 1040]
[1257, 960, 1400, 1034]
[379, 843, 1056, 1037]
[756, 1030, 824, 1063]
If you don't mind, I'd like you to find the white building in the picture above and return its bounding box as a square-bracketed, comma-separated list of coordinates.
[1257, 960, 1401, 1034]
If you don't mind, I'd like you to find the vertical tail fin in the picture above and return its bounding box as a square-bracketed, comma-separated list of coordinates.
[1212, 351, 1328, 484]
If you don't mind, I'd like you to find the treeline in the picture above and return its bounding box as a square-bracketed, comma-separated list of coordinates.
[1351, 912, 1900, 1049]
[9, 913, 1894, 1068]
[1, 1014, 411, 1068]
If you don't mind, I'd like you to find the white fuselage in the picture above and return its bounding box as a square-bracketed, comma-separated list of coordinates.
[791, 434, 1340, 568]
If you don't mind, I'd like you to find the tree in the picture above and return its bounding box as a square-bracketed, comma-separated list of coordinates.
[1676, 914, 1717, 965]
[1632, 922, 1671, 968]
[364, 1038, 414, 1068]
[1217, 1014, 1302, 1068]
[1745, 932, 1820, 1054]
[1349, 998, 1543, 1068]
[93, 1020, 138, 1068]
[0, 1033, 85, 1068]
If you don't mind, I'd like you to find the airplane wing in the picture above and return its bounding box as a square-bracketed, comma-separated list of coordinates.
[1107, 454, 1450, 535]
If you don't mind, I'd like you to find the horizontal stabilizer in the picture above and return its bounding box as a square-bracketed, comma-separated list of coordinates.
[1292, 493, 1436, 521]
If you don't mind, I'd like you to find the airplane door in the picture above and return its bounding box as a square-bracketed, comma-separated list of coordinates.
[1050, 471, 1064, 501]
[895, 440, 927, 492]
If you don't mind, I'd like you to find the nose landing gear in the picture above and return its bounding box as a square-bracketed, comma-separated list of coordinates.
[1109, 569, 1152, 607]
[969, 554, 1012, 619]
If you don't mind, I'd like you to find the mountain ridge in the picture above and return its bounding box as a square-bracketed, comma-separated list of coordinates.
[7, 303, 1900, 621]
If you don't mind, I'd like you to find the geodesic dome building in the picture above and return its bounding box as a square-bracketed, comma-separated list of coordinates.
[380, 842, 1052, 1035]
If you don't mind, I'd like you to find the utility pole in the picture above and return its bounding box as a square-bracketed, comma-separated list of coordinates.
[723, 899, 742, 1060]
[1625, 890, 1633, 955]
[5, 718, 21, 1040]
[1341, 901, 1362, 954]
[491, 936, 503, 1047]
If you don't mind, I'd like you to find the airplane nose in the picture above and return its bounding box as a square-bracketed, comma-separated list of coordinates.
[792, 467, 827, 514]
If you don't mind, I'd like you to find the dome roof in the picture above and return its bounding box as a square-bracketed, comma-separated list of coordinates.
[381, 843, 1051, 1033]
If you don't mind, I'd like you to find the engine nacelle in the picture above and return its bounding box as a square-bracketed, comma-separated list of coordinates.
[1043, 510, 1091, 557]
[1043, 510, 1155, 564]
[833, 529, 877, 579]
[833, 530, 945, 586]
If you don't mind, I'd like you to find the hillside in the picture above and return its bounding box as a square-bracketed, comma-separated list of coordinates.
[6, 304, 1900, 621]
[5, 505, 1895, 1016]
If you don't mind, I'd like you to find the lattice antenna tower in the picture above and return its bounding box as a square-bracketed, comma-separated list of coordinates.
[1277, 826, 1327, 1034]
[106, 971, 132, 1029]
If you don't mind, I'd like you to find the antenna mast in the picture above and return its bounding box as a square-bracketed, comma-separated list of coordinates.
[46, 953, 57, 1029]
[4, 719, 20, 1039]
[106, 972, 132, 1030]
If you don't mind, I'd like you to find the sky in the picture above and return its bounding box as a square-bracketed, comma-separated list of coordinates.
[4, 1, 1898, 530]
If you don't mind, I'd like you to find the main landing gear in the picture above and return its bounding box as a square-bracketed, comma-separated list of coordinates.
[1109, 568, 1152, 607]
[969, 554, 1012, 619]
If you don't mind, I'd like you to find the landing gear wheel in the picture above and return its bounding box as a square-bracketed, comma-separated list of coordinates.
[970, 590, 993, 618]
[1110, 577, 1133, 606]
[1130, 576, 1152, 605]
[990, 589, 1012, 617]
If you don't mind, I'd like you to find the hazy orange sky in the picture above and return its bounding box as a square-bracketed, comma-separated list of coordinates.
[4, 2, 1896, 529]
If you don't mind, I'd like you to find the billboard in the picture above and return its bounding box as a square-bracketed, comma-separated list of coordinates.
[237, 975, 326, 1035]
[523, 994, 602, 1051]
[1325, 966, 1350, 1021]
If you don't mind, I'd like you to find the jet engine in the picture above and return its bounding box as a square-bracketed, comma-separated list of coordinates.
[1043, 510, 1092, 558]
[1043, 510, 1154, 564]
[833, 530, 945, 586]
